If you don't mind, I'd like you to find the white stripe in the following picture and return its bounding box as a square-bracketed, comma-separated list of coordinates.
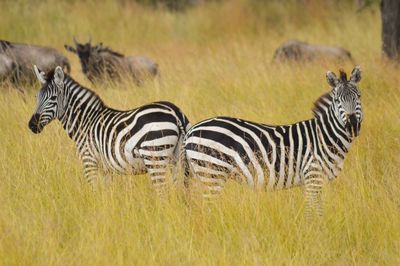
[143, 159, 169, 165]
[294, 123, 303, 185]
[185, 150, 234, 170]
[141, 135, 178, 148]
[150, 175, 165, 181]
[198, 175, 225, 186]
[139, 146, 175, 157]
[192, 163, 228, 178]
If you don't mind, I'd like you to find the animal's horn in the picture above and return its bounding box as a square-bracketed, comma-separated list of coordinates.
[339, 68, 347, 82]
[33, 65, 46, 84]
[73, 36, 78, 45]
[88, 36, 92, 44]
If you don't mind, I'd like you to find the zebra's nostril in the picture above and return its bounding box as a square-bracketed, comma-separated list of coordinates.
[28, 114, 41, 134]
[349, 114, 357, 125]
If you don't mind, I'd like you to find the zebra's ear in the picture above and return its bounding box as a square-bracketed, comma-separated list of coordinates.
[33, 65, 46, 84]
[326, 71, 339, 88]
[350, 66, 361, 83]
[54, 66, 64, 87]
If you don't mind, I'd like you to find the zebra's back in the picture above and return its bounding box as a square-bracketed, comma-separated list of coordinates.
[183, 116, 314, 190]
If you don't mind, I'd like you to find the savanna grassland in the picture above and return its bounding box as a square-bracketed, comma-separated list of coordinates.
[0, 0, 399, 265]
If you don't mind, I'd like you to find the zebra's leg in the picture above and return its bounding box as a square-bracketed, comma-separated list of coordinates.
[139, 150, 170, 199]
[199, 173, 226, 202]
[303, 169, 324, 219]
[147, 164, 169, 199]
[103, 173, 113, 187]
[181, 153, 230, 203]
[81, 151, 100, 190]
[169, 151, 179, 185]
[188, 161, 227, 202]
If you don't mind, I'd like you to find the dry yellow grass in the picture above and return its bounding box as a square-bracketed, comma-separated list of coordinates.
[0, 0, 399, 265]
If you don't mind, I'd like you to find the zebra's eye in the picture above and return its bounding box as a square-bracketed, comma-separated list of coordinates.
[50, 96, 57, 101]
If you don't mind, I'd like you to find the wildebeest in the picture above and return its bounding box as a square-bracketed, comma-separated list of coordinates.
[64, 38, 158, 86]
[273, 40, 353, 63]
[0, 40, 70, 84]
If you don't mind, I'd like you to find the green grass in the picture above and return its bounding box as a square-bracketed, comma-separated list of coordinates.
[0, 0, 399, 264]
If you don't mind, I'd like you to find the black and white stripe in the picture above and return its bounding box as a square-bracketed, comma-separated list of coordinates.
[29, 66, 190, 193]
[182, 66, 363, 216]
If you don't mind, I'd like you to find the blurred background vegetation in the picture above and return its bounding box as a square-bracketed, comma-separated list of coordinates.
[0, 0, 399, 265]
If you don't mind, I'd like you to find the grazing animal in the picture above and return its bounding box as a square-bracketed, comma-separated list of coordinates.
[0, 40, 70, 84]
[182, 66, 363, 217]
[64, 38, 158, 86]
[273, 40, 353, 63]
[28, 66, 190, 194]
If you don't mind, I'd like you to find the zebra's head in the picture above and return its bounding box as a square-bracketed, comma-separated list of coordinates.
[28, 65, 66, 134]
[64, 37, 92, 74]
[326, 66, 363, 137]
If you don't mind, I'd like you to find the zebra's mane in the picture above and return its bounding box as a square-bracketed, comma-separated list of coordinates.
[312, 90, 333, 117]
[44, 69, 107, 108]
[64, 75, 107, 107]
[44, 69, 56, 81]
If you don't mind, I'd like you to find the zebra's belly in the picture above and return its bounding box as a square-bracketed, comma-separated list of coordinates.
[186, 149, 304, 190]
[98, 153, 147, 175]
[125, 155, 147, 174]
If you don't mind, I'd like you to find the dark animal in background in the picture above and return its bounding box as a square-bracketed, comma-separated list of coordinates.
[0, 40, 70, 84]
[273, 40, 353, 63]
[64, 38, 158, 86]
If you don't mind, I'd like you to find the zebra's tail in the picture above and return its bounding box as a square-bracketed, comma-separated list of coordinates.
[156, 101, 191, 185]
[179, 140, 191, 189]
[173, 109, 191, 187]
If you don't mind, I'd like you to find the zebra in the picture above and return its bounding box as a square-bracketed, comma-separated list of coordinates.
[182, 66, 363, 216]
[28, 65, 190, 194]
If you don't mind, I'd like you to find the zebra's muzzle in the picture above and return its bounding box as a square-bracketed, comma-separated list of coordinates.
[28, 114, 43, 134]
[345, 114, 360, 138]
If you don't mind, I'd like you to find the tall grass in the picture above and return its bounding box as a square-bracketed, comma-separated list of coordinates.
[0, 0, 399, 264]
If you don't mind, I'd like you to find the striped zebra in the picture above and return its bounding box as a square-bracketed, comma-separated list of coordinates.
[182, 66, 363, 216]
[28, 66, 190, 194]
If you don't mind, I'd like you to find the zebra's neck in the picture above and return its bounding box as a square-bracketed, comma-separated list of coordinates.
[311, 92, 353, 178]
[58, 76, 106, 142]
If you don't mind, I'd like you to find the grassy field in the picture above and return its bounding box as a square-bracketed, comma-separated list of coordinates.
[0, 0, 399, 265]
